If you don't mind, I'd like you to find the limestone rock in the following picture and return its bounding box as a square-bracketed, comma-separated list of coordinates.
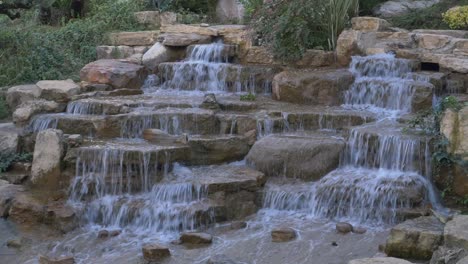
[385, 216, 444, 260]
[134, 11, 160, 28]
[108, 31, 159, 46]
[336, 222, 353, 234]
[200, 93, 221, 110]
[271, 227, 297, 242]
[80, 59, 147, 89]
[430, 246, 468, 264]
[0, 183, 24, 217]
[161, 24, 218, 36]
[8, 193, 44, 225]
[336, 30, 362, 66]
[374, 0, 441, 18]
[96, 46, 135, 60]
[180, 232, 213, 244]
[188, 135, 250, 165]
[36, 80, 80, 103]
[13, 100, 60, 124]
[416, 34, 452, 50]
[351, 17, 390, 32]
[142, 42, 184, 72]
[31, 129, 64, 190]
[143, 129, 188, 145]
[445, 215, 468, 250]
[272, 69, 354, 105]
[349, 257, 413, 264]
[245, 46, 276, 65]
[158, 33, 212, 47]
[0, 123, 18, 155]
[6, 84, 41, 108]
[142, 244, 170, 261]
[441, 106, 468, 159]
[38, 255, 75, 264]
[246, 134, 345, 180]
[160, 12, 177, 26]
[440, 57, 468, 74]
[295, 50, 335, 68]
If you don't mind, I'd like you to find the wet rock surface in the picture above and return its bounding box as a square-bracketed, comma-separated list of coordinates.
[180, 232, 213, 244]
[271, 227, 297, 242]
[445, 215, 468, 250]
[142, 244, 171, 261]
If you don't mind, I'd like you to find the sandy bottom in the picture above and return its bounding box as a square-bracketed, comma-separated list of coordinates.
[1, 210, 390, 264]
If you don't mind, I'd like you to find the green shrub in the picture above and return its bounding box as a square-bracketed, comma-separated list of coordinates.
[240, 93, 256, 101]
[0, 0, 144, 87]
[358, 0, 386, 15]
[0, 97, 10, 120]
[250, 0, 357, 61]
[443, 6, 468, 29]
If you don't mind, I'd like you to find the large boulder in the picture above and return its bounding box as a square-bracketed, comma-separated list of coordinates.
[0, 184, 24, 217]
[272, 69, 354, 105]
[158, 33, 212, 47]
[142, 43, 184, 71]
[351, 17, 390, 32]
[246, 134, 345, 180]
[441, 106, 468, 159]
[385, 216, 444, 260]
[187, 135, 251, 165]
[30, 129, 64, 190]
[13, 100, 60, 124]
[80, 59, 147, 89]
[349, 257, 412, 264]
[0, 123, 18, 155]
[445, 215, 468, 250]
[6, 84, 41, 108]
[108, 31, 159, 46]
[336, 30, 362, 66]
[36, 80, 80, 103]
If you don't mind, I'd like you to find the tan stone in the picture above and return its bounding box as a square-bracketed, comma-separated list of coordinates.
[336, 30, 362, 66]
[38, 255, 75, 264]
[272, 69, 354, 105]
[245, 46, 276, 65]
[36, 80, 80, 103]
[440, 57, 468, 73]
[416, 34, 452, 50]
[6, 84, 41, 108]
[96, 46, 135, 60]
[445, 215, 468, 250]
[134, 11, 160, 28]
[385, 216, 444, 260]
[160, 12, 177, 26]
[142, 43, 184, 72]
[161, 24, 218, 36]
[0, 123, 18, 155]
[13, 100, 60, 124]
[158, 33, 212, 47]
[31, 129, 64, 190]
[108, 31, 159, 46]
[295, 50, 335, 68]
[180, 232, 213, 244]
[80, 59, 147, 89]
[441, 106, 468, 158]
[271, 227, 297, 242]
[142, 244, 170, 261]
[351, 17, 391, 32]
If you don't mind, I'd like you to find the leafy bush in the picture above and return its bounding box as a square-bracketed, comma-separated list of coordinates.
[0, 0, 144, 86]
[443, 6, 468, 29]
[358, 0, 387, 15]
[240, 93, 256, 101]
[239, 0, 263, 19]
[250, 0, 357, 61]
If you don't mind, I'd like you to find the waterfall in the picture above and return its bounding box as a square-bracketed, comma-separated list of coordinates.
[263, 54, 439, 224]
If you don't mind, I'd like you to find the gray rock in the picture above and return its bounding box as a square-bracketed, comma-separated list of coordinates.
[336, 222, 353, 234]
[0, 123, 18, 155]
[6, 84, 41, 108]
[180, 232, 213, 244]
[271, 227, 297, 242]
[37, 80, 80, 103]
[430, 246, 468, 264]
[142, 244, 171, 261]
[445, 215, 468, 250]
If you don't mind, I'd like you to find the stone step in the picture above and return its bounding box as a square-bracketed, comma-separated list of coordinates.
[343, 121, 432, 175]
[107, 31, 160, 46]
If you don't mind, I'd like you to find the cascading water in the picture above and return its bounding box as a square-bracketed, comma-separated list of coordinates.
[263, 54, 439, 224]
[145, 41, 271, 94]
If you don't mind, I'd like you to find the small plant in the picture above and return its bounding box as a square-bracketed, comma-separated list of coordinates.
[443, 6, 468, 29]
[0, 152, 33, 173]
[240, 93, 256, 101]
[0, 97, 10, 120]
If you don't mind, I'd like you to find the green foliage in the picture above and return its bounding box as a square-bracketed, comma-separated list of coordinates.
[239, 0, 263, 19]
[0, 152, 33, 173]
[0, 0, 144, 86]
[170, 0, 218, 14]
[443, 5, 468, 29]
[358, 0, 386, 15]
[0, 97, 10, 120]
[390, 0, 468, 30]
[250, 0, 357, 62]
[240, 93, 256, 101]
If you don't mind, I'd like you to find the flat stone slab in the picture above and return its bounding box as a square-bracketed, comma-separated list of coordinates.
[80, 59, 147, 89]
[385, 216, 444, 260]
[246, 133, 345, 180]
[108, 31, 159, 46]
